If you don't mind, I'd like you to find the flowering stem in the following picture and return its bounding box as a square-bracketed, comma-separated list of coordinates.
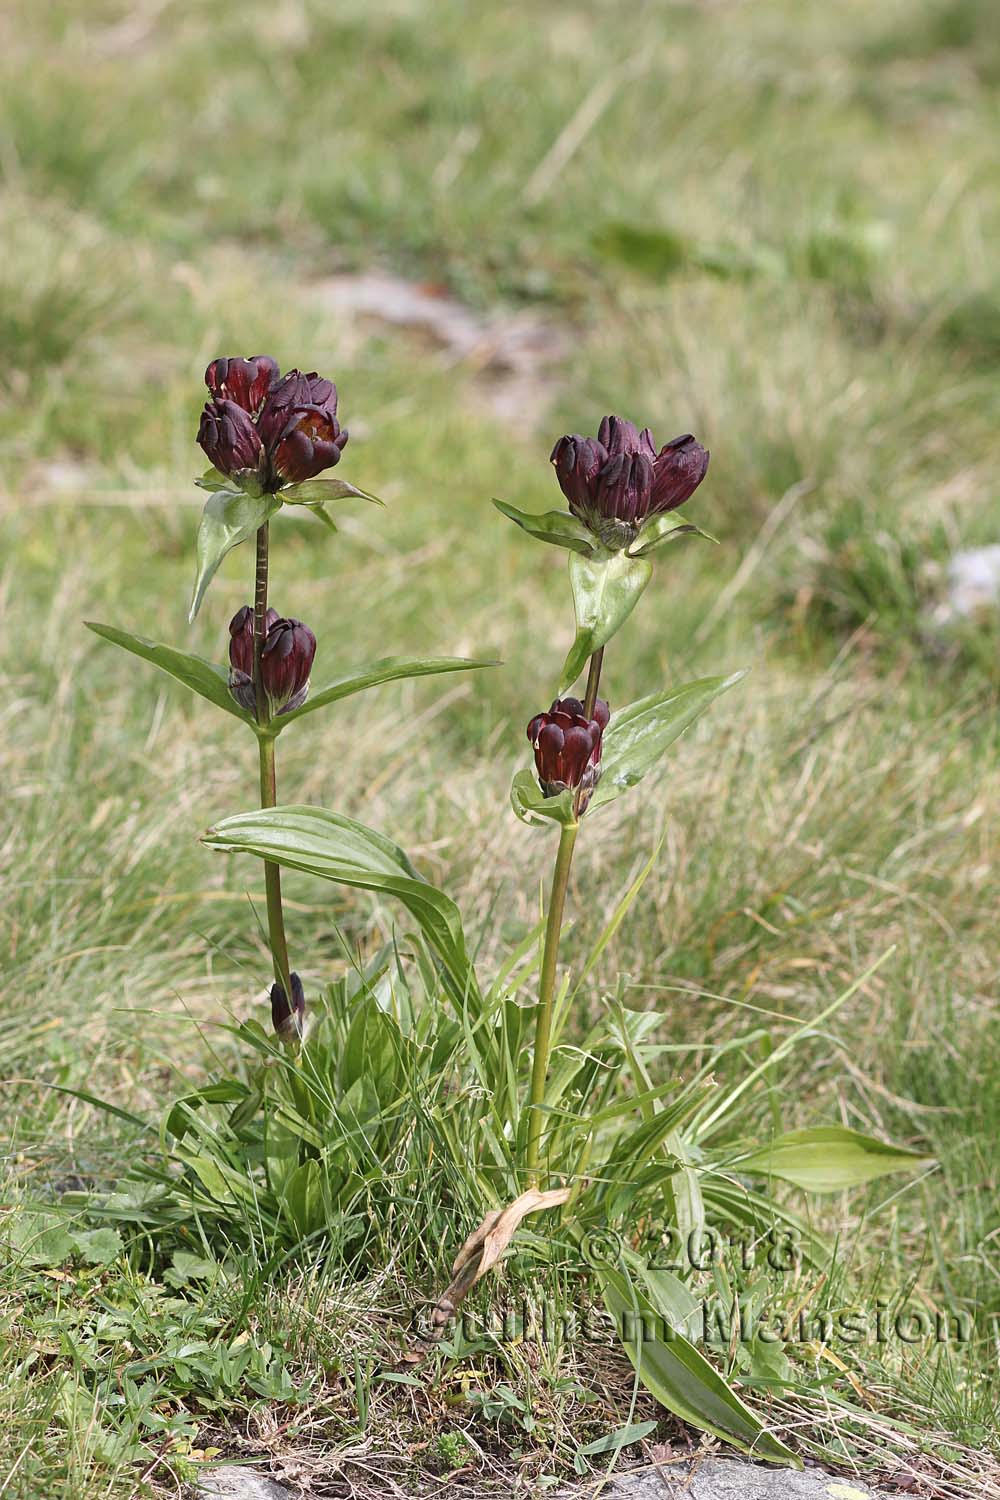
[526, 817, 579, 1183]
[581, 646, 604, 721]
[253, 522, 292, 996]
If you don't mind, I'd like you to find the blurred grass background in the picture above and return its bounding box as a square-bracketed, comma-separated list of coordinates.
[3, 0, 1000, 1493]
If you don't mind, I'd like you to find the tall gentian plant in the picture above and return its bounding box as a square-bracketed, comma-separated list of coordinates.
[87, 355, 487, 1041]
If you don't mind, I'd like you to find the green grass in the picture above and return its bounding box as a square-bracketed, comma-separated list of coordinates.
[3, 0, 1000, 1495]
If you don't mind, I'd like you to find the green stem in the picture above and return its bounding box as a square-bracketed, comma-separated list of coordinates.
[526, 818, 579, 1183]
[253, 522, 291, 996]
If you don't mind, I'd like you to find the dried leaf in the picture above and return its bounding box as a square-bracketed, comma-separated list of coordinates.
[430, 1187, 570, 1335]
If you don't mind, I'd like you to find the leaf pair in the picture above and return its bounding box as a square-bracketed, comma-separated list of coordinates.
[86, 622, 492, 737]
[190, 474, 383, 622]
[494, 499, 715, 691]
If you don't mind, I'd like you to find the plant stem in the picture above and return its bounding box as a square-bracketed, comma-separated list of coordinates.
[581, 645, 604, 720]
[526, 817, 579, 1183]
[253, 522, 291, 995]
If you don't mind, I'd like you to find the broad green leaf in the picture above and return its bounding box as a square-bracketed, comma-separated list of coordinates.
[278, 655, 495, 727]
[510, 768, 577, 828]
[560, 548, 653, 691]
[493, 499, 595, 557]
[598, 1260, 799, 1466]
[627, 513, 717, 558]
[590, 672, 748, 812]
[189, 488, 282, 621]
[283, 477, 383, 506]
[202, 806, 479, 1009]
[85, 623, 253, 725]
[735, 1126, 932, 1194]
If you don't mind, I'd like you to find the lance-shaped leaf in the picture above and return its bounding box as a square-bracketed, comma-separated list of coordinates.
[189, 488, 282, 622]
[590, 672, 748, 812]
[493, 499, 596, 557]
[282, 477, 383, 507]
[734, 1126, 933, 1194]
[85, 622, 253, 725]
[627, 513, 718, 558]
[510, 768, 577, 828]
[202, 806, 479, 1008]
[598, 1259, 799, 1466]
[277, 655, 496, 728]
[560, 548, 653, 691]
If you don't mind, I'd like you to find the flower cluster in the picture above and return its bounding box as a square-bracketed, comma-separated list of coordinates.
[228, 604, 316, 719]
[551, 416, 708, 550]
[527, 696, 609, 812]
[198, 355, 348, 493]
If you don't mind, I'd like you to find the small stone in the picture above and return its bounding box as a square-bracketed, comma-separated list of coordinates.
[196, 1465, 291, 1500]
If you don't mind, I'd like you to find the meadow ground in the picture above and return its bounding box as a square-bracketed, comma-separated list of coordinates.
[3, 0, 1000, 1495]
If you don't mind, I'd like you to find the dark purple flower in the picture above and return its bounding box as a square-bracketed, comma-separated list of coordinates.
[551, 415, 708, 547]
[197, 399, 264, 478]
[227, 604, 280, 713]
[270, 407, 349, 485]
[197, 359, 349, 491]
[260, 616, 316, 716]
[271, 971, 305, 1042]
[527, 695, 609, 812]
[205, 355, 278, 415]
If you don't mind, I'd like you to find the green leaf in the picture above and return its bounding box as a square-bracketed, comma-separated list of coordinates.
[189, 488, 282, 622]
[598, 1260, 799, 1466]
[510, 768, 577, 828]
[735, 1126, 933, 1194]
[590, 672, 748, 812]
[202, 806, 479, 1010]
[282, 477, 383, 506]
[85, 623, 253, 725]
[576, 1420, 659, 1456]
[627, 513, 718, 558]
[277, 655, 495, 727]
[70, 1227, 124, 1266]
[560, 548, 653, 691]
[493, 499, 595, 557]
[194, 466, 230, 492]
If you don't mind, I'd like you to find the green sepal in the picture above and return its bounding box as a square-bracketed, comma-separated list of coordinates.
[493, 499, 596, 557]
[590, 672, 747, 813]
[194, 467, 229, 493]
[627, 513, 718, 558]
[189, 488, 282, 622]
[282, 477, 384, 507]
[510, 768, 578, 828]
[560, 547, 653, 691]
[85, 622, 254, 726]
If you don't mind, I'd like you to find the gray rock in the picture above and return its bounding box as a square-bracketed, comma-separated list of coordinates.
[196, 1466, 291, 1499]
[933, 545, 1000, 625]
[604, 1459, 894, 1500]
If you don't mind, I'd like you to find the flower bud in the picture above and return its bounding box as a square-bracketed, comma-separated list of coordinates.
[270, 407, 349, 485]
[527, 696, 609, 812]
[260, 617, 316, 716]
[197, 399, 264, 479]
[271, 971, 305, 1042]
[227, 604, 279, 713]
[205, 355, 278, 415]
[551, 416, 708, 548]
